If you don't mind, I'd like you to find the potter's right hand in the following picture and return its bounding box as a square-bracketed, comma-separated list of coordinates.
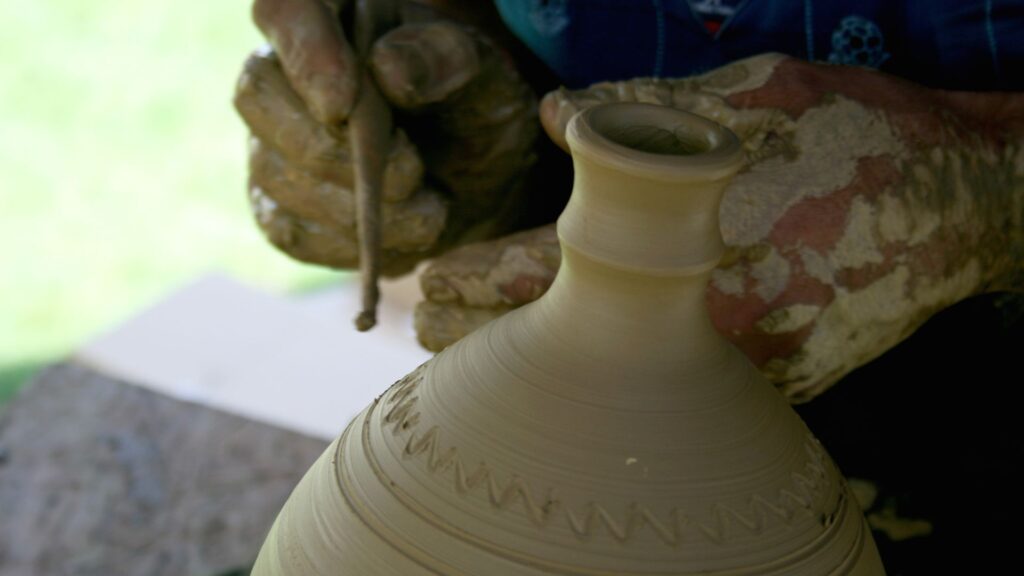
[417, 54, 1024, 401]
[235, 1, 538, 273]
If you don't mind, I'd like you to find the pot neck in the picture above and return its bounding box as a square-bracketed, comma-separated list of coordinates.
[518, 105, 747, 395]
[536, 245, 722, 369]
[557, 103, 743, 277]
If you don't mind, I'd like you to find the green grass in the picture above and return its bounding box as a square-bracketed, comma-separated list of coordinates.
[1, 1, 340, 403]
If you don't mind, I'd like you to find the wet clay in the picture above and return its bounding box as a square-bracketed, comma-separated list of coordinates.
[235, 16, 539, 278]
[236, 50, 442, 275]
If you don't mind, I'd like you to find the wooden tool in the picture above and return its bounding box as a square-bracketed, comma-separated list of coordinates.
[347, 0, 398, 331]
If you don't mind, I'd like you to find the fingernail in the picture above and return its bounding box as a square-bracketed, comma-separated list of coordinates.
[539, 90, 573, 150]
[371, 42, 430, 107]
[305, 72, 356, 124]
[539, 91, 561, 127]
[372, 23, 479, 108]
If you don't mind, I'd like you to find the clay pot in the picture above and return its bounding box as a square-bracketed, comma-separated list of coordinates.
[252, 103, 885, 575]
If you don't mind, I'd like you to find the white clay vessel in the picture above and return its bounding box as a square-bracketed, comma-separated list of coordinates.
[252, 103, 886, 575]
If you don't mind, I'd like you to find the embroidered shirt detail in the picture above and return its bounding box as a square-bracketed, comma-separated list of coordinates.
[827, 15, 890, 68]
[689, 0, 741, 34]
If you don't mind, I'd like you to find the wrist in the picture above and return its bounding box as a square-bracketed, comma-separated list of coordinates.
[937, 92, 1024, 292]
[865, 84, 1024, 294]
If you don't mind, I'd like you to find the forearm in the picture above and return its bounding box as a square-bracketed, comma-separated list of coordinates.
[937, 90, 1024, 291]
[705, 58, 1024, 398]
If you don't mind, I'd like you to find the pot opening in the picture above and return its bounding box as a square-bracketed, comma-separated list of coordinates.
[601, 124, 711, 156]
[568, 103, 742, 180]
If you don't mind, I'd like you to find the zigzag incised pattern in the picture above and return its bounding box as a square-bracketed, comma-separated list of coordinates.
[376, 366, 832, 547]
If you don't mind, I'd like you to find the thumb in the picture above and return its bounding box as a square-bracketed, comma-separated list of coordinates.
[368, 21, 538, 209]
[369, 21, 481, 109]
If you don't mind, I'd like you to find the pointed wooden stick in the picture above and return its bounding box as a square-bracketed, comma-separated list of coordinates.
[348, 0, 397, 331]
[349, 77, 389, 331]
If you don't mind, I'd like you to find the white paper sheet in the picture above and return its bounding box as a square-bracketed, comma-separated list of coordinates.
[75, 272, 433, 440]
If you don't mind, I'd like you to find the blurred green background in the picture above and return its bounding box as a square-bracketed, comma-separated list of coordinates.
[1, 1, 338, 405]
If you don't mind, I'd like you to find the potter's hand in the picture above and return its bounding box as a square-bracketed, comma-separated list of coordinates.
[416, 54, 1024, 401]
[235, 1, 537, 272]
[250, 0, 360, 124]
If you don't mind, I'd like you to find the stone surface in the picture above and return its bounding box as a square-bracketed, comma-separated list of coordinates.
[0, 363, 328, 576]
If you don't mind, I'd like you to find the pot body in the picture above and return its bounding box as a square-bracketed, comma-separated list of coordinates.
[253, 103, 885, 575]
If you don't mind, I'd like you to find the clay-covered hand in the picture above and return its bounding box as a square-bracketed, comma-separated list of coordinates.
[416, 54, 1024, 401]
[234, 0, 537, 273]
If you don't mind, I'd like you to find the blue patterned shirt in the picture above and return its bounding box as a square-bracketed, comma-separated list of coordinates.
[495, 0, 1020, 90]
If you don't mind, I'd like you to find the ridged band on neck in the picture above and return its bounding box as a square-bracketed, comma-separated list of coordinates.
[558, 103, 744, 276]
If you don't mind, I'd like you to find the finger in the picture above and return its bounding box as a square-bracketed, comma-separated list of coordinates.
[380, 185, 448, 252]
[539, 79, 682, 151]
[380, 129, 426, 203]
[540, 57, 795, 152]
[369, 22, 539, 202]
[370, 22, 480, 109]
[248, 185, 360, 269]
[249, 185, 431, 276]
[248, 136, 353, 227]
[414, 301, 507, 352]
[538, 89, 575, 152]
[252, 0, 357, 123]
[249, 137, 448, 254]
[235, 49, 348, 177]
[418, 224, 559, 308]
[235, 50, 424, 202]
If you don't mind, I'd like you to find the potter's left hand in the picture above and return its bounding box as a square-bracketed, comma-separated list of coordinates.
[416, 54, 1024, 401]
[235, 3, 538, 273]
